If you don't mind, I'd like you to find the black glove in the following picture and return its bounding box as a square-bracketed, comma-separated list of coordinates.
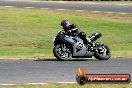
[70, 24, 77, 29]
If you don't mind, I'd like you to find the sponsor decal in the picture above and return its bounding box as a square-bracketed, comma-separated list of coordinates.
[76, 67, 131, 85]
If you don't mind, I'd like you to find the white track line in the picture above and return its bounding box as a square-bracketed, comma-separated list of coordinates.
[0, 82, 77, 85]
[92, 11, 101, 13]
[56, 9, 66, 11]
[7, 0, 16, 1]
[0, 84, 15, 86]
[28, 83, 48, 85]
[106, 12, 115, 14]
[2, 5, 131, 15]
[76, 10, 130, 14]
[24, 7, 35, 9]
[40, 8, 50, 10]
[117, 4, 128, 6]
[77, 10, 85, 12]
[57, 2, 65, 3]
[88, 10, 129, 14]
[31, 1, 39, 2]
[4, 6, 13, 8]
[57, 82, 76, 84]
[119, 13, 129, 14]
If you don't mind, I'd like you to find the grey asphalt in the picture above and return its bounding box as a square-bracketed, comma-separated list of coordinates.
[0, 1, 132, 13]
[0, 58, 131, 84]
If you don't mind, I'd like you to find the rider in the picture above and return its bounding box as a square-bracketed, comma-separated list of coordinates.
[61, 20, 89, 44]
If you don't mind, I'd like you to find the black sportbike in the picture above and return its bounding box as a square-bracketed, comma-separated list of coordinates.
[53, 30, 111, 61]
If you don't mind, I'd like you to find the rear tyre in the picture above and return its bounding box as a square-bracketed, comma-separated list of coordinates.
[53, 44, 72, 61]
[94, 44, 111, 60]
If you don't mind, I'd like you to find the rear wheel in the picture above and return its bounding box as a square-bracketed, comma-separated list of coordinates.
[53, 44, 72, 61]
[94, 43, 111, 60]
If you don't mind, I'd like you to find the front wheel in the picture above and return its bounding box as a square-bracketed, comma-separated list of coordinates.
[94, 43, 111, 60]
[53, 44, 72, 61]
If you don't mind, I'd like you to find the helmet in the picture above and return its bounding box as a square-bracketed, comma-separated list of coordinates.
[61, 20, 70, 28]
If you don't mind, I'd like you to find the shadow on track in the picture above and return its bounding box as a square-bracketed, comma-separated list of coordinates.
[34, 58, 98, 61]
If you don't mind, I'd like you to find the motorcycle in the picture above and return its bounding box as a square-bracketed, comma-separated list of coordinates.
[53, 30, 111, 61]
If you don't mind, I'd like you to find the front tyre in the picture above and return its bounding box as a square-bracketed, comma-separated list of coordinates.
[94, 43, 111, 60]
[53, 44, 72, 61]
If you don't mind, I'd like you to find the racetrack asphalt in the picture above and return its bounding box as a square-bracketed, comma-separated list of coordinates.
[0, 0, 132, 13]
[0, 0, 132, 84]
[0, 58, 131, 84]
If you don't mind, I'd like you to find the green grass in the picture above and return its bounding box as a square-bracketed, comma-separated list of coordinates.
[0, 83, 132, 88]
[0, 7, 132, 59]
